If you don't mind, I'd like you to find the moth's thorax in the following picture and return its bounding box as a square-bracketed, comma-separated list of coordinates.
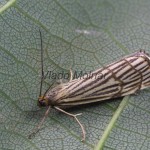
[45, 84, 69, 106]
[38, 81, 75, 107]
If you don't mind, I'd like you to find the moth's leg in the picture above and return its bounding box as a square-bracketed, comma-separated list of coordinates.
[28, 106, 51, 139]
[54, 106, 86, 141]
[69, 69, 73, 81]
[56, 79, 63, 85]
[56, 69, 73, 83]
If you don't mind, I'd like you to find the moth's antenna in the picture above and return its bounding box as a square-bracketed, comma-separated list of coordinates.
[43, 82, 55, 97]
[39, 29, 44, 97]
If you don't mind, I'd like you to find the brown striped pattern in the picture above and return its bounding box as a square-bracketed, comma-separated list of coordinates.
[44, 51, 150, 107]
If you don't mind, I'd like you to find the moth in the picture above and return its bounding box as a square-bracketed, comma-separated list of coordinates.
[29, 31, 150, 141]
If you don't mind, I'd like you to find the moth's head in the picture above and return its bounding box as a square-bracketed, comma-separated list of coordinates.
[38, 96, 49, 107]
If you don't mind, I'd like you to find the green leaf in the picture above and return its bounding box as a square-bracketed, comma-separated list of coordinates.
[0, 0, 16, 14]
[0, 0, 150, 150]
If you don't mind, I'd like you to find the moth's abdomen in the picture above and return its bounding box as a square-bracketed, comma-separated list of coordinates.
[51, 51, 150, 106]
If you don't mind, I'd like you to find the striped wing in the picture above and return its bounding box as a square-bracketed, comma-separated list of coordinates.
[51, 51, 150, 106]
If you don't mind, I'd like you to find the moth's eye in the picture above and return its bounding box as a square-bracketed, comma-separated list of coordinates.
[39, 100, 46, 107]
[38, 97, 47, 107]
